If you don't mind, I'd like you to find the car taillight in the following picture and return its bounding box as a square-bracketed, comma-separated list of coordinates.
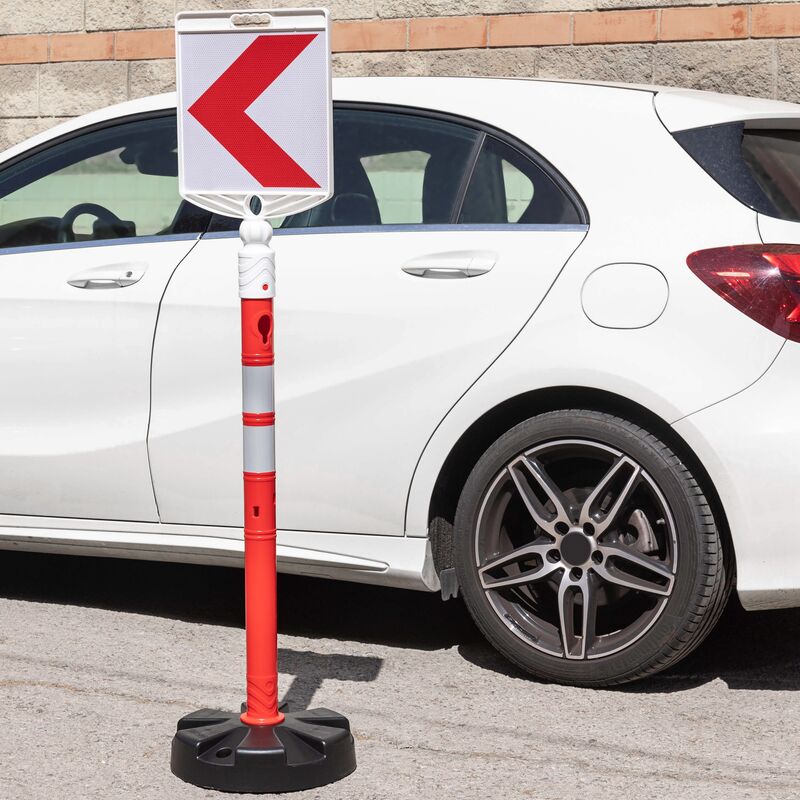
[687, 244, 800, 343]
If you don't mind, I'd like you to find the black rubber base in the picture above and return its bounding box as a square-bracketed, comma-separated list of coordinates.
[171, 708, 356, 794]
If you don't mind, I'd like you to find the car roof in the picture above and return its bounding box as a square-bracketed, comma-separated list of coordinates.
[3, 76, 800, 164]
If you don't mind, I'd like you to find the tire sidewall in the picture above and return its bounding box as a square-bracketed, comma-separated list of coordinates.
[454, 411, 711, 686]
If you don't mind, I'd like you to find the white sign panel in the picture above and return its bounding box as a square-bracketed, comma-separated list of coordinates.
[175, 8, 332, 218]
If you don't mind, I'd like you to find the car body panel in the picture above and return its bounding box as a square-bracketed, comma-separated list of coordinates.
[405, 80, 784, 537]
[149, 225, 586, 535]
[674, 340, 800, 610]
[0, 235, 199, 520]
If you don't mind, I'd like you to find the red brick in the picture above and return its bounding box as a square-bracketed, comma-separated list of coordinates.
[489, 13, 571, 48]
[574, 10, 657, 45]
[0, 35, 48, 64]
[660, 6, 748, 42]
[51, 32, 114, 62]
[752, 3, 800, 38]
[409, 16, 487, 50]
[332, 19, 407, 52]
[115, 28, 174, 61]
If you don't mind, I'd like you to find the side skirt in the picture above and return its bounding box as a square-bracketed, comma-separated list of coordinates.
[0, 518, 440, 592]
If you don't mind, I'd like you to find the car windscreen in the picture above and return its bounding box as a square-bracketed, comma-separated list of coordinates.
[674, 122, 800, 222]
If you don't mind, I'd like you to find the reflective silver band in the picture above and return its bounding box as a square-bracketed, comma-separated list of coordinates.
[243, 425, 275, 473]
[242, 366, 274, 414]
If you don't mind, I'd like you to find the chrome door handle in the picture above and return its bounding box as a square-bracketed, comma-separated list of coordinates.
[402, 266, 475, 279]
[68, 277, 138, 289]
[68, 263, 146, 289]
[402, 251, 496, 279]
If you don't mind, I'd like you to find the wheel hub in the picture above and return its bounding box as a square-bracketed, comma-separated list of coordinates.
[559, 529, 593, 567]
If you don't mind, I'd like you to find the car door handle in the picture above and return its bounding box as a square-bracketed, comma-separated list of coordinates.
[401, 250, 496, 279]
[67, 263, 146, 289]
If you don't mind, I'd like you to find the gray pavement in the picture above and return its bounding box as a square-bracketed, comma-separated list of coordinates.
[1, 551, 799, 800]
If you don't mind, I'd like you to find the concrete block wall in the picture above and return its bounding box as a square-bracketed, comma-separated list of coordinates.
[2, 1, 800, 149]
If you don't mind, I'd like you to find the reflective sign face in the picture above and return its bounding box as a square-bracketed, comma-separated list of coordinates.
[176, 9, 332, 218]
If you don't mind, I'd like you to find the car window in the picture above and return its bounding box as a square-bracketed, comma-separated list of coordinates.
[207, 107, 585, 234]
[459, 136, 582, 225]
[0, 115, 208, 250]
[672, 123, 800, 222]
[290, 109, 480, 228]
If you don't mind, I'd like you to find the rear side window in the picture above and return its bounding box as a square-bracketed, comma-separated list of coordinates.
[298, 109, 480, 227]
[674, 123, 800, 221]
[459, 136, 581, 225]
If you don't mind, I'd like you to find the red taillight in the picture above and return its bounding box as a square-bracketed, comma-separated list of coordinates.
[687, 244, 800, 342]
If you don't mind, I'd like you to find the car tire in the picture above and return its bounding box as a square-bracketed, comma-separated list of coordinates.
[454, 409, 732, 686]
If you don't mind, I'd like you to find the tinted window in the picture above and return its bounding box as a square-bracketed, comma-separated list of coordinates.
[0, 115, 207, 249]
[674, 123, 800, 221]
[459, 136, 581, 225]
[286, 109, 480, 228]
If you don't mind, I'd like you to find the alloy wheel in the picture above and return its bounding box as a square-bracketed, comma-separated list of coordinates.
[474, 439, 678, 660]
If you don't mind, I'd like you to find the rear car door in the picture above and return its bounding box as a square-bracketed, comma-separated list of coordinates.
[0, 114, 206, 521]
[149, 105, 587, 535]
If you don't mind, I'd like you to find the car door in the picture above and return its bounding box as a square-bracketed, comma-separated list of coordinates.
[149, 105, 587, 535]
[0, 114, 207, 521]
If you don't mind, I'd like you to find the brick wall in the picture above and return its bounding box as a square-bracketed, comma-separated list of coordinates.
[2, 0, 800, 149]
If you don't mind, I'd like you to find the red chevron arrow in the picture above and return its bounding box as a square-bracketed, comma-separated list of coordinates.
[188, 33, 320, 188]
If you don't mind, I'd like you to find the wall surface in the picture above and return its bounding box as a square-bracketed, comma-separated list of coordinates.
[2, 0, 800, 149]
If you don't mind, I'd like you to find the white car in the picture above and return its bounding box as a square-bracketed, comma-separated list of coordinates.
[2, 77, 800, 686]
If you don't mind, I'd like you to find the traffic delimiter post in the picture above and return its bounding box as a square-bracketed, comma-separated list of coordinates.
[169, 216, 356, 793]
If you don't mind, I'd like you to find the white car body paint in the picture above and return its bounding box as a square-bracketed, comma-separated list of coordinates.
[0, 79, 798, 609]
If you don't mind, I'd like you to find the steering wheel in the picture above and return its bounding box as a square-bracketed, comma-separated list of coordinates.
[57, 203, 129, 243]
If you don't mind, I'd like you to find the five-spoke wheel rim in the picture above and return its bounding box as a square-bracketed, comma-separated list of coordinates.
[474, 439, 678, 660]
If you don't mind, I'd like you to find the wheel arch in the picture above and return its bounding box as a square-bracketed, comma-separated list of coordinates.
[426, 386, 733, 578]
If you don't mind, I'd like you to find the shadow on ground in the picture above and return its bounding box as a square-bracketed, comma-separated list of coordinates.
[1, 550, 799, 692]
[0, 550, 478, 650]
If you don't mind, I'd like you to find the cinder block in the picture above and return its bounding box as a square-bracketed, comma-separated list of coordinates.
[0, 116, 70, 150]
[0, 0, 82, 35]
[85, 0, 175, 31]
[129, 60, 176, 99]
[777, 40, 800, 102]
[377, 0, 596, 18]
[537, 43, 654, 83]
[176, 0, 378, 21]
[0, 65, 39, 119]
[39, 62, 128, 116]
[653, 40, 775, 97]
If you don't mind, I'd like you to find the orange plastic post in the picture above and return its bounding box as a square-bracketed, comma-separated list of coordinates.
[239, 296, 284, 727]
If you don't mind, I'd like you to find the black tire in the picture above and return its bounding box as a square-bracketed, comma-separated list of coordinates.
[454, 410, 732, 687]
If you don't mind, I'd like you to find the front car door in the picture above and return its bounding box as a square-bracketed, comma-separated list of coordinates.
[149, 104, 587, 537]
[0, 114, 207, 521]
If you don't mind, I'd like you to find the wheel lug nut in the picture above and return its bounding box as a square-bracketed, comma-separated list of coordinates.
[547, 549, 561, 563]
[555, 522, 569, 536]
[583, 522, 595, 536]
[570, 568, 583, 581]
[592, 552, 603, 564]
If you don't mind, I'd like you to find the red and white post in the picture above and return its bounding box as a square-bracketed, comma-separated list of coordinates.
[237, 216, 283, 727]
[171, 212, 356, 793]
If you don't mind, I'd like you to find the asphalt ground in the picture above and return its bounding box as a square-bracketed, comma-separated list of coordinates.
[1, 550, 799, 800]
